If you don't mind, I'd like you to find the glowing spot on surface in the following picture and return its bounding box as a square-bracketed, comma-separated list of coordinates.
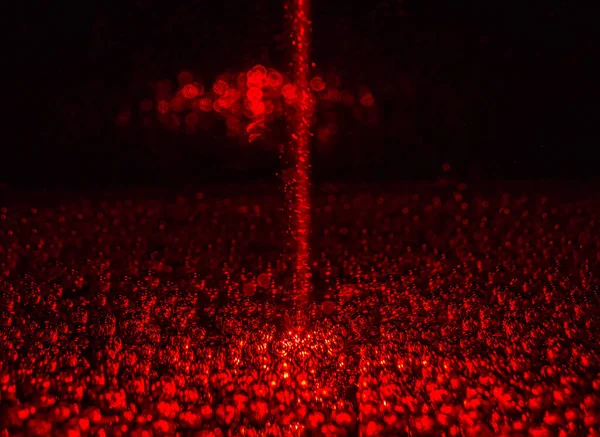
[310, 76, 326, 92]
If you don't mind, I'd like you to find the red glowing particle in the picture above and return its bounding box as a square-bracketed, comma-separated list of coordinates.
[182, 84, 200, 99]
[246, 88, 263, 101]
[153, 419, 170, 434]
[310, 76, 326, 92]
[217, 98, 231, 110]
[250, 100, 265, 116]
[282, 83, 297, 101]
[308, 412, 325, 429]
[177, 71, 194, 86]
[365, 421, 383, 436]
[443, 162, 451, 171]
[223, 88, 239, 102]
[335, 412, 353, 427]
[247, 65, 267, 88]
[198, 98, 213, 112]
[157, 100, 169, 114]
[267, 70, 284, 88]
[212, 79, 228, 96]
[360, 92, 375, 107]
[257, 273, 270, 288]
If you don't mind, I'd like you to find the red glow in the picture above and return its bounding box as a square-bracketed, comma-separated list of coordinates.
[198, 97, 213, 112]
[268, 70, 284, 88]
[282, 83, 298, 101]
[133, 64, 377, 139]
[288, 0, 314, 296]
[360, 92, 375, 107]
[177, 70, 194, 85]
[246, 87, 263, 101]
[247, 65, 268, 88]
[250, 100, 265, 116]
[310, 76, 326, 92]
[212, 79, 228, 96]
[182, 84, 201, 99]
[157, 100, 169, 114]
[169, 95, 185, 112]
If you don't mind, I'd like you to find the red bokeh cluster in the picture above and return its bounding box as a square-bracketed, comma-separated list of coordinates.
[117, 65, 377, 146]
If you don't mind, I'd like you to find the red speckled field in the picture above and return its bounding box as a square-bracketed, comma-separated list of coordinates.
[1, 183, 599, 436]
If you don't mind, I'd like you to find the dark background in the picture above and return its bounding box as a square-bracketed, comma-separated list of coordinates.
[6, 0, 598, 190]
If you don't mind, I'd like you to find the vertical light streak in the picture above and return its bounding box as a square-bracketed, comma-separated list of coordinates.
[289, 0, 314, 297]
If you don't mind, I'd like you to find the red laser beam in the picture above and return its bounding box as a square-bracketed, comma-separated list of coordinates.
[288, 0, 314, 297]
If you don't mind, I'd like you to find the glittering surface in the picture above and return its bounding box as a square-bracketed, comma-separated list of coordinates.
[1, 184, 600, 436]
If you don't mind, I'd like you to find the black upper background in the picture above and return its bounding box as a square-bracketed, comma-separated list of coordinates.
[5, 0, 599, 190]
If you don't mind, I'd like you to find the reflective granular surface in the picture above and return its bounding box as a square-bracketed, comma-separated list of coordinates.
[1, 184, 599, 436]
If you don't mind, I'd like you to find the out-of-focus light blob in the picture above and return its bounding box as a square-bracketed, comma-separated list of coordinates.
[212, 79, 229, 96]
[247, 65, 268, 88]
[282, 83, 298, 102]
[268, 70, 284, 88]
[185, 112, 199, 126]
[360, 92, 375, 107]
[310, 76, 326, 92]
[157, 100, 170, 114]
[182, 84, 201, 99]
[169, 94, 186, 112]
[198, 98, 213, 112]
[177, 71, 194, 86]
[246, 88, 264, 102]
